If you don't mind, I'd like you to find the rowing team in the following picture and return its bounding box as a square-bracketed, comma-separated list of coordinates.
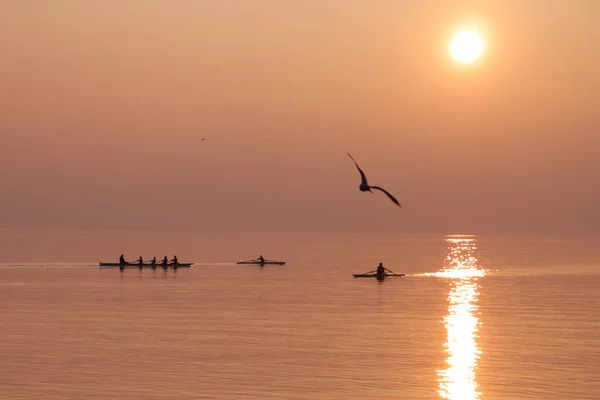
[119, 254, 179, 266]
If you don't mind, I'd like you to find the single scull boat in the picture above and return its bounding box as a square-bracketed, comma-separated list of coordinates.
[237, 259, 286, 265]
[353, 272, 405, 278]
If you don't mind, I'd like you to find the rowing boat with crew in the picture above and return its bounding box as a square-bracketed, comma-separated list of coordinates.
[99, 262, 193, 268]
[237, 255, 286, 265]
[99, 254, 193, 268]
[353, 272, 405, 278]
[353, 262, 404, 279]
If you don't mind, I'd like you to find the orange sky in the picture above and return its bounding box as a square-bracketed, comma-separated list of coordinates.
[1, 1, 599, 235]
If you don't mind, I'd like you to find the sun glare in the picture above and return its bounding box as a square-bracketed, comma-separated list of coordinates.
[437, 237, 483, 400]
[450, 31, 483, 63]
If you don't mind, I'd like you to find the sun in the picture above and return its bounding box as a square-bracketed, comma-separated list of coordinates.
[450, 30, 483, 63]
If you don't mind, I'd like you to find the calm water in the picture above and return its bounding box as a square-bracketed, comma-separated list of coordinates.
[0, 232, 599, 399]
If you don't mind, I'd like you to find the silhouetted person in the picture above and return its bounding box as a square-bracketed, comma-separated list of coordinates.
[257, 255, 265, 263]
[170, 255, 179, 266]
[119, 254, 126, 264]
[377, 262, 385, 275]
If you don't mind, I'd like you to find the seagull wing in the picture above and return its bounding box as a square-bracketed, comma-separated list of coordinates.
[346, 153, 369, 186]
[370, 186, 402, 207]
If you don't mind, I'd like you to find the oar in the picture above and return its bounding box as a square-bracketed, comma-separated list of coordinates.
[362, 269, 377, 275]
[384, 267, 402, 276]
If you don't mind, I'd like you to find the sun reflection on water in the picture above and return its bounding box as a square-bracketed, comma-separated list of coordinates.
[437, 236, 483, 400]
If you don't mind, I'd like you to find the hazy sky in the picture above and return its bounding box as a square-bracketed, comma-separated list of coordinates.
[2, 1, 599, 235]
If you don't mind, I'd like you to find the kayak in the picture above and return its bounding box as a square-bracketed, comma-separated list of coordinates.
[99, 262, 193, 268]
[237, 260, 286, 265]
[353, 273, 405, 278]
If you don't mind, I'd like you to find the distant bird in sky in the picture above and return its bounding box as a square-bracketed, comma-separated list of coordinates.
[347, 153, 401, 208]
[201, 138, 206, 141]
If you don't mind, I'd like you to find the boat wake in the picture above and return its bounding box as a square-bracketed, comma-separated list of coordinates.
[0, 263, 98, 269]
[416, 269, 486, 279]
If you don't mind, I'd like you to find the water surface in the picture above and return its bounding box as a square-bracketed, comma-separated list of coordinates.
[0, 233, 598, 399]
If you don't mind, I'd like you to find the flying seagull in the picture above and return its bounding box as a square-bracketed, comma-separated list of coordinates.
[347, 153, 401, 207]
